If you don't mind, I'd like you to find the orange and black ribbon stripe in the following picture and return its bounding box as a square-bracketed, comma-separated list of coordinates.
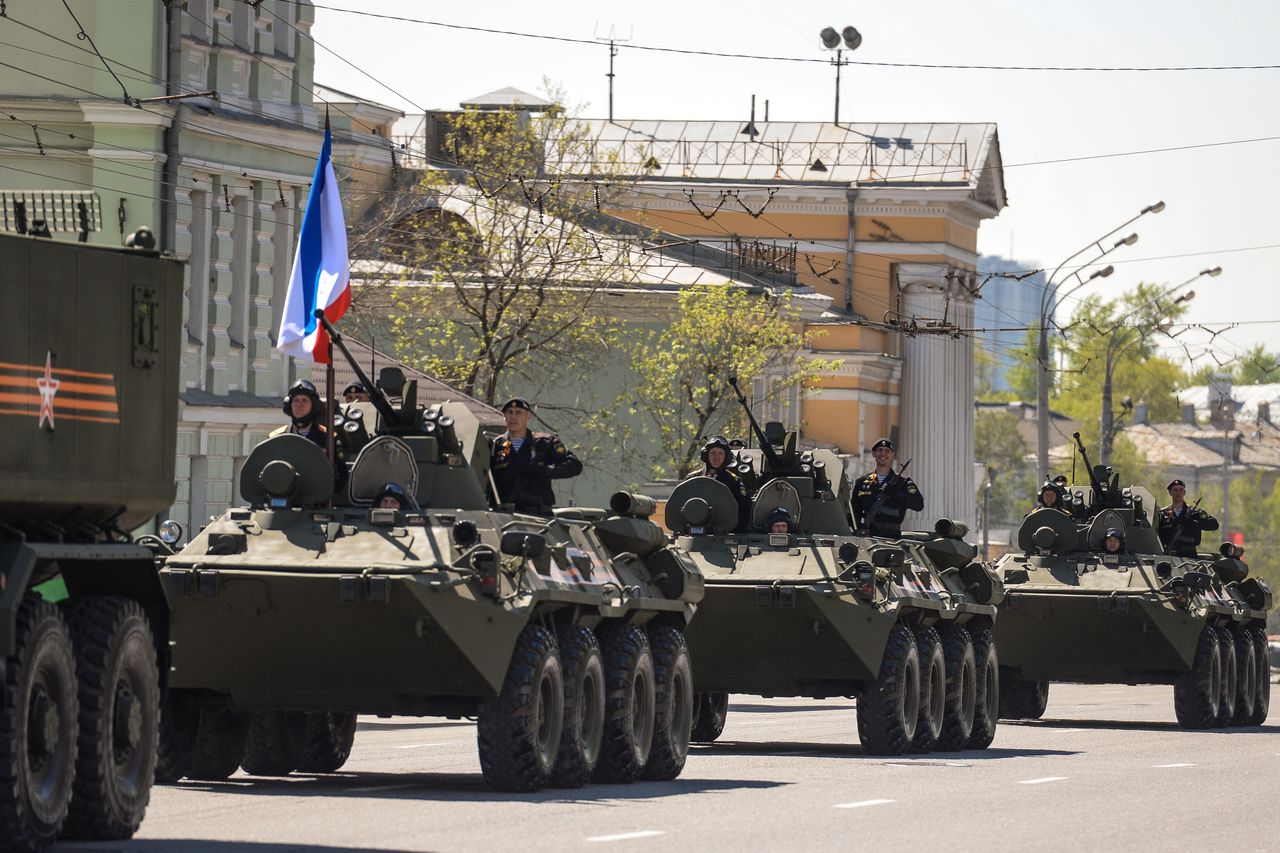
[0, 359, 120, 425]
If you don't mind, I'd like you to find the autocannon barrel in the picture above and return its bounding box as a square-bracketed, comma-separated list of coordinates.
[610, 491, 657, 519]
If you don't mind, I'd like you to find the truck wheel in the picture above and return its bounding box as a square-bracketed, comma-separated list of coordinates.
[155, 691, 198, 784]
[187, 710, 248, 780]
[61, 597, 159, 841]
[1247, 627, 1270, 725]
[1214, 628, 1237, 727]
[643, 625, 692, 781]
[935, 625, 976, 752]
[967, 628, 999, 749]
[691, 692, 729, 743]
[1174, 626, 1222, 729]
[241, 711, 308, 776]
[910, 627, 945, 753]
[296, 713, 357, 773]
[0, 597, 78, 852]
[856, 622, 919, 755]
[999, 672, 1049, 720]
[1230, 628, 1257, 726]
[551, 625, 605, 788]
[477, 625, 563, 792]
[593, 625, 655, 783]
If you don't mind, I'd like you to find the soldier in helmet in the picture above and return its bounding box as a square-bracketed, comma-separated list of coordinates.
[1102, 528, 1125, 555]
[1029, 481, 1069, 516]
[698, 435, 752, 527]
[489, 397, 582, 516]
[1157, 479, 1220, 557]
[374, 482, 408, 510]
[271, 380, 330, 451]
[765, 506, 794, 535]
[852, 438, 923, 537]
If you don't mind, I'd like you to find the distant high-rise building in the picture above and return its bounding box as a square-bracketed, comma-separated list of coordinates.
[976, 256, 1051, 394]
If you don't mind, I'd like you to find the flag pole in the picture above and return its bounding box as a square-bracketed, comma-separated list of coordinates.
[325, 341, 336, 508]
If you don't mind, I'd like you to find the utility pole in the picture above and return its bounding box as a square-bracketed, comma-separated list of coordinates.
[1220, 395, 1232, 540]
[594, 26, 631, 122]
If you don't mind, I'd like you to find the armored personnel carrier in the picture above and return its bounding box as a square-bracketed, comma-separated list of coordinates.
[1, 233, 183, 851]
[675, 380, 1003, 755]
[155, 320, 703, 792]
[990, 433, 1271, 729]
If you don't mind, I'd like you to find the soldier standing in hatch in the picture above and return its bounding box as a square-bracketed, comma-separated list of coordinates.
[1157, 479, 1220, 557]
[698, 435, 752, 529]
[489, 397, 582, 516]
[271, 380, 330, 451]
[851, 438, 924, 537]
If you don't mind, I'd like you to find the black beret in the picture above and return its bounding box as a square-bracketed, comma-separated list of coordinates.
[1167, 479, 1186, 491]
[501, 397, 533, 413]
[871, 438, 895, 452]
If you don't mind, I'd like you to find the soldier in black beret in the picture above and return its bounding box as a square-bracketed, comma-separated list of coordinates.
[489, 397, 582, 516]
[1157, 479, 1219, 557]
[851, 438, 924, 537]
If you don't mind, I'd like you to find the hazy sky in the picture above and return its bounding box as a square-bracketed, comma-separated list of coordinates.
[312, 0, 1280, 370]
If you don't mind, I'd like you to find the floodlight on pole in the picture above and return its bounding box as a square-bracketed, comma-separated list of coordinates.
[820, 25, 862, 124]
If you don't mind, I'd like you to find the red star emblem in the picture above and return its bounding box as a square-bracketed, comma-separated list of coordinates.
[36, 351, 60, 429]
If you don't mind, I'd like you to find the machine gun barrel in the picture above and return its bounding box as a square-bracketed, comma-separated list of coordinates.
[727, 376, 782, 469]
[1072, 431, 1107, 498]
[313, 310, 399, 426]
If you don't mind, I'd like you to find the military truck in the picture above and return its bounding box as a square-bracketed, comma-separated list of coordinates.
[674, 380, 1003, 755]
[153, 317, 704, 792]
[1, 233, 183, 851]
[989, 433, 1271, 728]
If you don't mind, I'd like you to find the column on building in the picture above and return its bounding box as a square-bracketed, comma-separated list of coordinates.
[897, 264, 977, 527]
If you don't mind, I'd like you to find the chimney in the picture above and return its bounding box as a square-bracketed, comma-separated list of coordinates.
[1133, 401, 1148, 425]
[1260, 401, 1272, 426]
[1181, 403, 1196, 425]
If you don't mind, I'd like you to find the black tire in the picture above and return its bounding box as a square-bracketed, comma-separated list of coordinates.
[593, 624, 655, 783]
[1214, 628, 1237, 727]
[690, 692, 729, 743]
[0, 597, 78, 852]
[551, 625, 605, 788]
[643, 625, 693, 781]
[910, 627, 945, 753]
[935, 625, 977, 752]
[1230, 628, 1257, 727]
[477, 625, 563, 792]
[296, 712, 357, 773]
[1174, 626, 1222, 729]
[856, 623, 920, 756]
[61, 597, 159, 841]
[187, 709, 249, 781]
[967, 628, 999, 749]
[999, 672, 1049, 720]
[1247, 627, 1270, 726]
[240, 711, 308, 776]
[154, 691, 198, 784]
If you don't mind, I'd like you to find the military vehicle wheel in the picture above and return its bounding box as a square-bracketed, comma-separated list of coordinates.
[594, 625, 655, 783]
[690, 693, 729, 743]
[241, 712, 308, 776]
[935, 626, 976, 752]
[1230, 628, 1257, 727]
[477, 625, 563, 792]
[1246, 627, 1270, 726]
[856, 623, 920, 756]
[910, 627, 945, 753]
[999, 673, 1049, 720]
[296, 713, 357, 773]
[187, 710, 249, 780]
[62, 597, 159, 841]
[1214, 628, 1237, 727]
[643, 625, 693, 781]
[155, 691, 198, 784]
[551, 626, 605, 788]
[967, 628, 999, 749]
[1174, 626, 1222, 729]
[0, 597, 78, 852]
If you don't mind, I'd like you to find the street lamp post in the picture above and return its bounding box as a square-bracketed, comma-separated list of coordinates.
[820, 26, 862, 124]
[1036, 201, 1165, 477]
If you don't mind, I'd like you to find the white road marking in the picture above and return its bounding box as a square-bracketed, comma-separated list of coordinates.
[587, 830, 666, 843]
[1049, 728, 1086, 733]
[1153, 763, 1196, 768]
[1018, 776, 1068, 785]
[392, 743, 444, 749]
[347, 783, 421, 793]
[833, 799, 896, 809]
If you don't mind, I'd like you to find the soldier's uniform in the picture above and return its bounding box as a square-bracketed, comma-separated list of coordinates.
[851, 471, 924, 537]
[697, 436, 752, 530]
[269, 420, 330, 451]
[1157, 483, 1219, 557]
[490, 431, 582, 516]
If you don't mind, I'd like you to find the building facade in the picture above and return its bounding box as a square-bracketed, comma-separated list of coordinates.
[975, 255, 1050, 393]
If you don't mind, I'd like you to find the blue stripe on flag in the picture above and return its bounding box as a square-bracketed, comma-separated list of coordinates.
[296, 129, 333, 338]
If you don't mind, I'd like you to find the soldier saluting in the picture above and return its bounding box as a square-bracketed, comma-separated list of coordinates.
[489, 397, 582, 516]
[852, 438, 924, 537]
[1157, 479, 1219, 557]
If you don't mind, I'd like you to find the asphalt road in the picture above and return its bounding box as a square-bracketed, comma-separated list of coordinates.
[58, 682, 1280, 853]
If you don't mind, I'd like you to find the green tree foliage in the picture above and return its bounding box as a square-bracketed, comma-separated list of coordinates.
[1004, 326, 1046, 403]
[1187, 344, 1280, 387]
[1192, 471, 1280, 630]
[595, 284, 839, 481]
[974, 410, 1037, 524]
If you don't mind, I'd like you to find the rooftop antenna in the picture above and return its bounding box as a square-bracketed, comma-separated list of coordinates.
[593, 24, 633, 121]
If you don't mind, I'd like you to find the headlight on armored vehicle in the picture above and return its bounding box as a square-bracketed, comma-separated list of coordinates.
[158, 519, 184, 546]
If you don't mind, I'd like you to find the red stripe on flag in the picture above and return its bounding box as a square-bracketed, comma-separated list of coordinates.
[312, 286, 351, 365]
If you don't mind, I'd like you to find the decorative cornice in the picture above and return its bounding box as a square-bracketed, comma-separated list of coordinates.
[78, 100, 173, 128]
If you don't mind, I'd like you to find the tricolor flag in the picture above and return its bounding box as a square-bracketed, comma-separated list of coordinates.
[276, 121, 350, 363]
